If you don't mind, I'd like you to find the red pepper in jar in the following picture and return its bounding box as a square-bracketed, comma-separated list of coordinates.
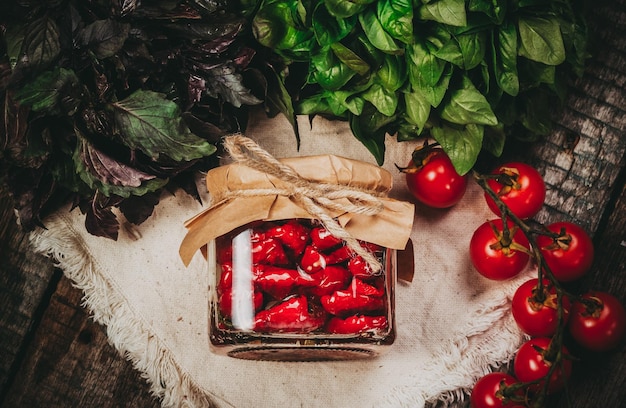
[255, 266, 316, 300]
[347, 255, 373, 278]
[307, 265, 352, 297]
[349, 276, 385, 297]
[265, 220, 311, 256]
[217, 229, 269, 264]
[299, 245, 327, 273]
[326, 315, 388, 334]
[299, 244, 356, 273]
[218, 288, 264, 318]
[251, 237, 289, 265]
[217, 262, 265, 295]
[325, 245, 353, 264]
[320, 278, 385, 316]
[310, 227, 343, 251]
[253, 295, 326, 333]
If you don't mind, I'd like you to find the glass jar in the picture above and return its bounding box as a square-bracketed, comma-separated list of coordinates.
[207, 219, 396, 361]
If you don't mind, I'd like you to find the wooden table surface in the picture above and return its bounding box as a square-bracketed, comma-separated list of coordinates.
[2, 1, 626, 407]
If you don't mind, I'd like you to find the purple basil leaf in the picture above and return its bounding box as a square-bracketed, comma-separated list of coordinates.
[14, 15, 60, 75]
[78, 19, 131, 59]
[75, 135, 168, 198]
[118, 191, 160, 225]
[82, 192, 123, 240]
[205, 63, 262, 107]
[6, 167, 56, 230]
[182, 112, 225, 143]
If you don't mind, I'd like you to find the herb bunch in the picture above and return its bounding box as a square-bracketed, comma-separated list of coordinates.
[251, 0, 589, 175]
[0, 0, 267, 239]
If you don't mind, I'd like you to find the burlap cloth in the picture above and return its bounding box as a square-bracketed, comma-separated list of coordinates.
[30, 109, 534, 407]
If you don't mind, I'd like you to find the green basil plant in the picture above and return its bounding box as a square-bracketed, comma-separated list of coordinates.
[251, 0, 589, 175]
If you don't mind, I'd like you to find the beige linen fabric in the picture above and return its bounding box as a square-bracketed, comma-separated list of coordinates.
[30, 109, 533, 407]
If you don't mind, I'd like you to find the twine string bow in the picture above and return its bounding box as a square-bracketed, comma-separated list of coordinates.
[220, 135, 386, 273]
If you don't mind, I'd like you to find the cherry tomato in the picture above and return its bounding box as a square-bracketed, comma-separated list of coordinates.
[469, 219, 530, 280]
[513, 337, 572, 394]
[404, 149, 468, 208]
[569, 291, 626, 352]
[485, 162, 546, 219]
[536, 221, 594, 282]
[512, 279, 571, 337]
[470, 372, 521, 408]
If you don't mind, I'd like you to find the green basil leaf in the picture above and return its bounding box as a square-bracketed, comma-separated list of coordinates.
[349, 103, 396, 165]
[329, 90, 365, 115]
[482, 123, 506, 157]
[396, 122, 424, 141]
[419, 0, 467, 27]
[434, 38, 464, 67]
[14, 68, 83, 115]
[518, 16, 566, 66]
[468, 0, 507, 24]
[558, 11, 590, 77]
[331, 42, 371, 76]
[404, 90, 431, 133]
[431, 123, 483, 175]
[407, 42, 451, 107]
[325, 0, 376, 18]
[377, 0, 414, 44]
[520, 89, 553, 135]
[78, 19, 130, 59]
[457, 31, 486, 70]
[406, 40, 445, 87]
[262, 64, 300, 148]
[362, 83, 398, 116]
[313, 3, 356, 46]
[519, 59, 555, 86]
[493, 21, 519, 96]
[253, 1, 313, 56]
[377, 55, 405, 91]
[355, 32, 387, 66]
[297, 94, 334, 116]
[358, 9, 402, 54]
[110, 90, 217, 161]
[440, 77, 498, 126]
[311, 47, 356, 90]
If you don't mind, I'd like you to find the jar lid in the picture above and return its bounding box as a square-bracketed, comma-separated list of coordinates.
[180, 146, 414, 266]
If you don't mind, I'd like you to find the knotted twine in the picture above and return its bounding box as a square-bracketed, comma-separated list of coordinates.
[220, 134, 386, 273]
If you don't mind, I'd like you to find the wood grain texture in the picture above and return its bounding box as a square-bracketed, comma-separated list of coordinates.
[553, 179, 626, 408]
[0, 191, 160, 407]
[1, 273, 160, 408]
[0, 191, 55, 399]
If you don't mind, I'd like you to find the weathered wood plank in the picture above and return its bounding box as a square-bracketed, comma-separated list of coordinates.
[0, 190, 55, 399]
[1, 274, 160, 408]
[519, 0, 626, 236]
[555, 177, 626, 408]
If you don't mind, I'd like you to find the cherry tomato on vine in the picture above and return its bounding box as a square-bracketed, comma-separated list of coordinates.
[569, 291, 626, 352]
[402, 148, 468, 208]
[469, 219, 530, 280]
[513, 337, 572, 394]
[470, 372, 522, 408]
[484, 162, 546, 219]
[536, 221, 594, 282]
[512, 279, 571, 337]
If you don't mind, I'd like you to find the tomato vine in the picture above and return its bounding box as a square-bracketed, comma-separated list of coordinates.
[470, 168, 626, 407]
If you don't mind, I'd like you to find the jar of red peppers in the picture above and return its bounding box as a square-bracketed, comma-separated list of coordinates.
[180, 136, 414, 361]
